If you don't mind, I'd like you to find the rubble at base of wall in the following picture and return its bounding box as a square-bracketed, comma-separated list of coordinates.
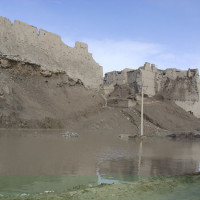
[107, 98, 136, 108]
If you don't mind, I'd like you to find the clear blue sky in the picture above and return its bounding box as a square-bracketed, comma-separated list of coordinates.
[1, 0, 200, 73]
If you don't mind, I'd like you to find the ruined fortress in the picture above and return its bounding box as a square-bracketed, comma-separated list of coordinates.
[104, 62, 200, 118]
[0, 17, 103, 89]
[0, 16, 200, 118]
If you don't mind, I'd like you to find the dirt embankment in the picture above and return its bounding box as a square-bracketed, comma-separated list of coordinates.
[0, 58, 200, 136]
[135, 100, 200, 132]
[0, 58, 104, 128]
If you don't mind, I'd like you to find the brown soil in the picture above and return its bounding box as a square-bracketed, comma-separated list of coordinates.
[0, 59, 104, 128]
[0, 58, 200, 136]
[135, 100, 200, 132]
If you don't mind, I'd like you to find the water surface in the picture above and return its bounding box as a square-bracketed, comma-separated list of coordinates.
[0, 129, 200, 196]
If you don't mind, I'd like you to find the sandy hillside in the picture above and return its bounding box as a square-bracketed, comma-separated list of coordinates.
[0, 58, 200, 136]
[0, 59, 104, 128]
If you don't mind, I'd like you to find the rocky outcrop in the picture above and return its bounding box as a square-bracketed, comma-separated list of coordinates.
[0, 16, 103, 89]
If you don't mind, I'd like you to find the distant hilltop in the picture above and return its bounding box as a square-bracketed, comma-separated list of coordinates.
[0, 16, 103, 89]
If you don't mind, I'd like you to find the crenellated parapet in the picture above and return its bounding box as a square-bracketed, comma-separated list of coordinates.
[0, 16, 102, 89]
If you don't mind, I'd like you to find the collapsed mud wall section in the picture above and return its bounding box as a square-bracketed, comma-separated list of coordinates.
[175, 79, 200, 118]
[104, 62, 158, 98]
[0, 17, 103, 89]
[104, 62, 200, 118]
[103, 68, 132, 96]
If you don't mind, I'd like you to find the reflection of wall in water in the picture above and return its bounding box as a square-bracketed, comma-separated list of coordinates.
[98, 157, 199, 176]
[98, 158, 138, 176]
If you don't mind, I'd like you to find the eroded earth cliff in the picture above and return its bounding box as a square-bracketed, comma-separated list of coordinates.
[0, 17, 200, 135]
[0, 57, 104, 128]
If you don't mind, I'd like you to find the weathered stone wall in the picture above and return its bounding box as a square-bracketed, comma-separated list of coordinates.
[104, 68, 132, 86]
[140, 62, 156, 96]
[0, 17, 103, 89]
[103, 68, 132, 96]
[104, 62, 199, 99]
[104, 62, 158, 97]
[104, 62, 200, 117]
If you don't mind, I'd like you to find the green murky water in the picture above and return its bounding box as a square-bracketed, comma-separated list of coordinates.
[0, 130, 200, 199]
[0, 175, 98, 195]
[1, 175, 200, 200]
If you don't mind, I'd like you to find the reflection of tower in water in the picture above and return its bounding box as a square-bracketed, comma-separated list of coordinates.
[96, 141, 144, 184]
[199, 161, 200, 172]
[96, 139, 200, 184]
[138, 140, 143, 177]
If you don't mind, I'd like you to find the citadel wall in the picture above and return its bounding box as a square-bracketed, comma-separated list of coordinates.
[104, 68, 132, 87]
[104, 68, 132, 96]
[0, 17, 103, 89]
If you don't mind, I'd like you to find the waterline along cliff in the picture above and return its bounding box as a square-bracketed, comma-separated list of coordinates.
[0, 16, 200, 135]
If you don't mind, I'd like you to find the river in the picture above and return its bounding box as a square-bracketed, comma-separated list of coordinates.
[0, 129, 200, 197]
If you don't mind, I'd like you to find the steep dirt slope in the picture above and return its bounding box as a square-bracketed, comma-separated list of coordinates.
[135, 101, 200, 132]
[66, 106, 166, 137]
[0, 59, 104, 128]
[66, 103, 200, 137]
[0, 58, 199, 135]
